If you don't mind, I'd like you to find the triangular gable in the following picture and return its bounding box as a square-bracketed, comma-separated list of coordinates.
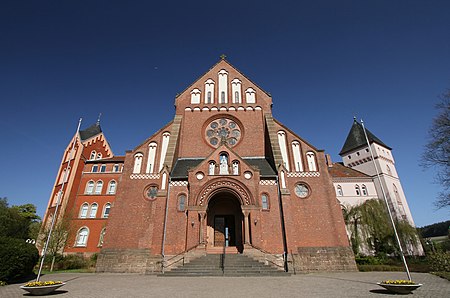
[174, 58, 273, 112]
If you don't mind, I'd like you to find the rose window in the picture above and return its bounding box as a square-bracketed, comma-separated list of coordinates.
[205, 118, 242, 147]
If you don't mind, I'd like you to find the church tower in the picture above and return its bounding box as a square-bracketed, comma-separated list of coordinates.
[339, 119, 416, 227]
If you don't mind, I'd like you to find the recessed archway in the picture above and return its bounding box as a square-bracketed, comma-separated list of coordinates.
[206, 190, 244, 253]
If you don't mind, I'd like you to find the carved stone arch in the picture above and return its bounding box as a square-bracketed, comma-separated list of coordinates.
[196, 177, 254, 207]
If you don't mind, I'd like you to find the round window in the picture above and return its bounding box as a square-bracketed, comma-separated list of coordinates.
[145, 186, 158, 200]
[204, 117, 242, 148]
[295, 183, 310, 198]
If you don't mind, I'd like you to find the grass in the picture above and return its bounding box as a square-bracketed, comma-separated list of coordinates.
[35, 268, 95, 275]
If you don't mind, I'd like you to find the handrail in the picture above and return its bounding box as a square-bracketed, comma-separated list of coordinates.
[248, 245, 285, 269]
[164, 256, 185, 269]
[162, 244, 200, 269]
[221, 234, 226, 275]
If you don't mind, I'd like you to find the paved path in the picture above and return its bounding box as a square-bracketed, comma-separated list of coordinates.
[1, 271, 449, 297]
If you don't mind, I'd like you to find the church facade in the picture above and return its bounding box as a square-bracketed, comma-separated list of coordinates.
[41, 58, 418, 273]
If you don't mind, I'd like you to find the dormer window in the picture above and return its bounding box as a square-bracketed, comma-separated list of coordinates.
[90, 151, 96, 160]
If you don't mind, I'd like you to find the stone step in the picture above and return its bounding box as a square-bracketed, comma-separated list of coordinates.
[159, 253, 290, 277]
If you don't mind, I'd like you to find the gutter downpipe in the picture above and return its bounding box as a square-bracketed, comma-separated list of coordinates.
[161, 177, 172, 274]
[276, 175, 289, 272]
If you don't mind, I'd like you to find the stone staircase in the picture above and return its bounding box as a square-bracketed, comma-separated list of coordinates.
[159, 254, 290, 277]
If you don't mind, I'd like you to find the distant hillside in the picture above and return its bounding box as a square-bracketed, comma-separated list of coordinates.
[418, 220, 450, 238]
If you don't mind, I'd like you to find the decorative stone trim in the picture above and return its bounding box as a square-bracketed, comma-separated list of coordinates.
[130, 174, 160, 180]
[259, 180, 277, 186]
[287, 172, 320, 178]
[199, 180, 250, 206]
[170, 181, 188, 187]
[184, 106, 263, 112]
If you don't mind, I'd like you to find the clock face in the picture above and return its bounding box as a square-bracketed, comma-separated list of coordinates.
[205, 118, 242, 148]
[295, 184, 309, 198]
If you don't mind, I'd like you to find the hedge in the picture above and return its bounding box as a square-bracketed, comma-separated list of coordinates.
[0, 237, 39, 282]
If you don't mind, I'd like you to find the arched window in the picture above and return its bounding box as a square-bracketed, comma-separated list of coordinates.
[361, 185, 367, 196]
[190, 88, 201, 104]
[204, 79, 215, 104]
[159, 133, 170, 172]
[107, 181, 117, 194]
[277, 131, 290, 171]
[337, 185, 343, 196]
[64, 166, 70, 183]
[306, 152, 317, 172]
[90, 151, 96, 160]
[355, 185, 361, 196]
[85, 181, 94, 194]
[89, 203, 98, 218]
[218, 69, 228, 104]
[207, 91, 212, 103]
[386, 164, 392, 175]
[261, 194, 269, 210]
[235, 91, 239, 103]
[98, 228, 106, 247]
[245, 87, 256, 103]
[232, 161, 239, 175]
[292, 141, 303, 172]
[178, 194, 186, 212]
[76, 227, 89, 246]
[95, 181, 103, 194]
[231, 78, 242, 103]
[97, 153, 102, 159]
[80, 203, 89, 218]
[146, 142, 157, 173]
[133, 153, 143, 174]
[103, 203, 111, 218]
[209, 161, 215, 175]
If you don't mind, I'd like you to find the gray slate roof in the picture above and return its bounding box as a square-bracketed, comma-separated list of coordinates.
[170, 158, 277, 179]
[339, 119, 391, 155]
[79, 123, 102, 141]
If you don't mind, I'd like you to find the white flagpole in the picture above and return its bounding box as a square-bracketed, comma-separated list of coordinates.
[36, 118, 82, 281]
[360, 119, 411, 281]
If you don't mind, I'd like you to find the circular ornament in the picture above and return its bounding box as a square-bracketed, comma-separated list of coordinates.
[295, 183, 310, 198]
[244, 171, 253, 180]
[145, 186, 158, 200]
[204, 117, 242, 148]
[196, 172, 204, 180]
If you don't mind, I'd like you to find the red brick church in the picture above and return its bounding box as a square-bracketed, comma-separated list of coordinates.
[41, 58, 357, 273]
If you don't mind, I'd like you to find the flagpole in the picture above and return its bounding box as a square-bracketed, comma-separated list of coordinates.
[36, 118, 82, 281]
[360, 119, 411, 281]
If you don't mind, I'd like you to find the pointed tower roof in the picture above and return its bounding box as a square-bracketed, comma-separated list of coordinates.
[339, 118, 391, 155]
[79, 123, 102, 141]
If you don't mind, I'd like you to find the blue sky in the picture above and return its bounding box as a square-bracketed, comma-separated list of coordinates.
[0, 0, 449, 227]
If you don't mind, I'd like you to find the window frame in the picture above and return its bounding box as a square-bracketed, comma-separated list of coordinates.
[261, 193, 269, 210]
[75, 227, 89, 247]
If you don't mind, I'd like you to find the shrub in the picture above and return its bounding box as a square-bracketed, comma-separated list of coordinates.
[428, 252, 450, 272]
[0, 237, 39, 282]
[58, 254, 88, 270]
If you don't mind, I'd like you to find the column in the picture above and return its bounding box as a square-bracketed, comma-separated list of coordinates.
[199, 211, 207, 245]
[243, 210, 250, 245]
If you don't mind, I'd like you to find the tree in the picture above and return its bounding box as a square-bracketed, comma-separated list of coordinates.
[0, 198, 33, 239]
[39, 215, 73, 271]
[422, 90, 450, 209]
[343, 199, 420, 256]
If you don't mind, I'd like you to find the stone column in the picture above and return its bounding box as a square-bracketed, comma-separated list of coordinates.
[242, 210, 250, 245]
[199, 211, 207, 245]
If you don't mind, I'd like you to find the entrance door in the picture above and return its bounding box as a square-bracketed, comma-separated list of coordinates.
[214, 215, 236, 247]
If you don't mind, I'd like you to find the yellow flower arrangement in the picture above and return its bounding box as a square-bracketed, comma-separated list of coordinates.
[24, 281, 63, 287]
[381, 280, 416, 285]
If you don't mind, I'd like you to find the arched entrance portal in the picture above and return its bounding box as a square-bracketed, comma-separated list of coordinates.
[206, 191, 244, 253]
